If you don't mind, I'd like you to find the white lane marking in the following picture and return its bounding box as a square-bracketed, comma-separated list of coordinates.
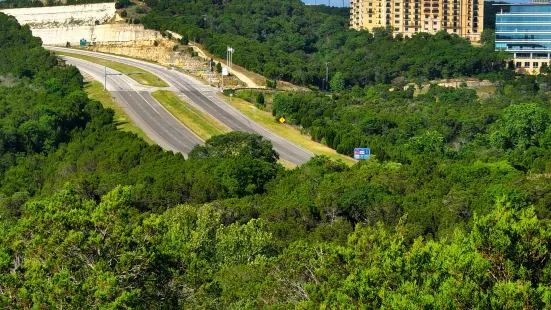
[116, 92, 182, 153]
[57, 52, 203, 151]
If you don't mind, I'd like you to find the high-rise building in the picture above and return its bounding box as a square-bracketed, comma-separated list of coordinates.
[495, 2, 551, 73]
[349, 0, 483, 41]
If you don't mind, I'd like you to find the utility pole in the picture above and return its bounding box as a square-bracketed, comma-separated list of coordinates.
[209, 59, 212, 86]
[325, 62, 329, 91]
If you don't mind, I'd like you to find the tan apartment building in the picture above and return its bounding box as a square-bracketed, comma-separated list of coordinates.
[350, 0, 483, 42]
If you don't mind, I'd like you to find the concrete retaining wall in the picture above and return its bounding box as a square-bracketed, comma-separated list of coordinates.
[32, 24, 162, 45]
[0, 3, 115, 28]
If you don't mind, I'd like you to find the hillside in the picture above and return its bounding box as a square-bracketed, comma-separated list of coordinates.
[2, 11, 551, 308]
[141, 0, 508, 88]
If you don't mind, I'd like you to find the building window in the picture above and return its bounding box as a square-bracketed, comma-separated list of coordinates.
[516, 62, 521, 68]
[534, 62, 539, 68]
[525, 62, 530, 68]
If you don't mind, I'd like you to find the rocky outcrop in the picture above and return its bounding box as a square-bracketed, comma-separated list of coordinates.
[87, 40, 207, 70]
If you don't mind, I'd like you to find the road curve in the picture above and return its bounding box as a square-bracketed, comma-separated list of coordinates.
[47, 46, 314, 165]
[62, 56, 203, 156]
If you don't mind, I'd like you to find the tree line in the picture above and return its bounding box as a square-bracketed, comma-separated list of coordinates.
[140, 0, 508, 88]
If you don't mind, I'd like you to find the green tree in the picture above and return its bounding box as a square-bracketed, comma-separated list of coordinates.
[189, 132, 279, 163]
[255, 92, 265, 106]
[330, 71, 346, 92]
[495, 103, 551, 150]
[216, 219, 274, 266]
[180, 34, 189, 45]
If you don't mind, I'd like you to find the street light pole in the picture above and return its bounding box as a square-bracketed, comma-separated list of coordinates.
[226, 46, 235, 69]
[104, 65, 143, 91]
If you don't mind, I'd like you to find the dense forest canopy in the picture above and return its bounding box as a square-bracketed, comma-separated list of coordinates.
[2, 4, 551, 308]
[141, 0, 508, 88]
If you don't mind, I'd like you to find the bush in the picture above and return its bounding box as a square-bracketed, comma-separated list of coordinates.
[115, 0, 131, 9]
[120, 10, 127, 18]
[266, 80, 277, 89]
[256, 92, 265, 106]
[136, 6, 148, 14]
[180, 35, 189, 45]
[133, 18, 141, 24]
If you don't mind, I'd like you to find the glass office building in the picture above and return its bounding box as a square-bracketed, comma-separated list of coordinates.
[495, 2, 551, 72]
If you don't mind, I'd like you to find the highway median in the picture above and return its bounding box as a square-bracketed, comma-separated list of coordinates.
[151, 90, 231, 141]
[55, 51, 169, 88]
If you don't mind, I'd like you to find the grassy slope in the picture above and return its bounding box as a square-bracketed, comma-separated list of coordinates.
[151, 90, 230, 140]
[56, 51, 169, 87]
[217, 94, 356, 166]
[85, 81, 153, 143]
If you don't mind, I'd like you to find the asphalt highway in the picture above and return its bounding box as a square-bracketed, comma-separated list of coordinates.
[62, 56, 203, 156]
[48, 46, 314, 165]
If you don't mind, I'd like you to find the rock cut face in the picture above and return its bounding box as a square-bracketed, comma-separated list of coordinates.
[0, 2, 116, 28]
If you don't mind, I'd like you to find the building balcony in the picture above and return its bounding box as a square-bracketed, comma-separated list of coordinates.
[497, 46, 551, 52]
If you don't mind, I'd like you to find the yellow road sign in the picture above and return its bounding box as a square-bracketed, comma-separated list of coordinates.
[279, 117, 286, 124]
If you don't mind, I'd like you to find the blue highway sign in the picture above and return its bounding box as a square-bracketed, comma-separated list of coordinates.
[354, 148, 371, 160]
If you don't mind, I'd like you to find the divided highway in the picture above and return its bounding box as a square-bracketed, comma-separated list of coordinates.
[62, 56, 203, 156]
[47, 46, 314, 165]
